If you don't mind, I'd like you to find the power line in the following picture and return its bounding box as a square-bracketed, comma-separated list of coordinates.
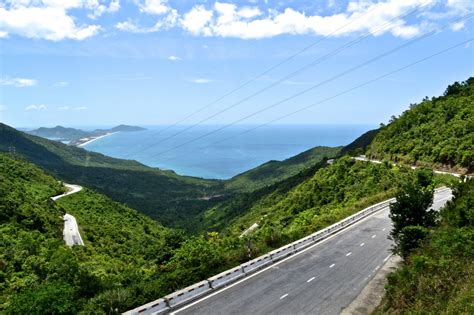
[147, 13, 473, 158]
[120, 2, 384, 159]
[124, 1, 430, 158]
[197, 38, 474, 151]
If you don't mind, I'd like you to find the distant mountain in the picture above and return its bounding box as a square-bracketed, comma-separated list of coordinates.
[93, 124, 146, 133]
[0, 123, 222, 229]
[27, 124, 147, 146]
[226, 146, 341, 192]
[27, 125, 89, 141]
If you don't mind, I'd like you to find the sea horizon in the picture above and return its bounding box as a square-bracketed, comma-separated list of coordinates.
[82, 124, 376, 179]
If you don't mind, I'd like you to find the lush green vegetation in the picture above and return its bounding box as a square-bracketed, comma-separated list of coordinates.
[0, 153, 183, 313]
[367, 77, 474, 172]
[340, 128, 379, 156]
[204, 158, 453, 242]
[0, 123, 223, 229]
[226, 146, 341, 192]
[376, 179, 474, 314]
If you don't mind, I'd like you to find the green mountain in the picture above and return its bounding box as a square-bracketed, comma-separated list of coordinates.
[0, 153, 183, 313]
[340, 128, 380, 156]
[27, 126, 89, 141]
[0, 123, 222, 229]
[226, 146, 341, 192]
[367, 77, 474, 173]
[27, 124, 147, 145]
[93, 124, 146, 133]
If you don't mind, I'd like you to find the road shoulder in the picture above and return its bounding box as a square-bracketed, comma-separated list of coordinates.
[341, 255, 402, 315]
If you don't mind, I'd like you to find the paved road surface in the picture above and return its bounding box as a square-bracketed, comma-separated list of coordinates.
[51, 183, 85, 247]
[51, 183, 83, 201]
[63, 213, 85, 246]
[174, 189, 452, 315]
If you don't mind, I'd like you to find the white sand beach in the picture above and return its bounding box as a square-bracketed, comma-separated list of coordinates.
[77, 132, 117, 147]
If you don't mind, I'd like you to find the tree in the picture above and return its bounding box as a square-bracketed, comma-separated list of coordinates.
[389, 169, 436, 257]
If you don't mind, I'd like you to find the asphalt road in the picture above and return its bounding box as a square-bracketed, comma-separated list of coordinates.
[51, 183, 85, 247]
[63, 213, 85, 246]
[174, 189, 453, 315]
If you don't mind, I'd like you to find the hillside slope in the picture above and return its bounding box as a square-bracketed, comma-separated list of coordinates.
[0, 123, 222, 229]
[376, 179, 474, 314]
[367, 77, 473, 173]
[0, 153, 179, 314]
[226, 146, 340, 192]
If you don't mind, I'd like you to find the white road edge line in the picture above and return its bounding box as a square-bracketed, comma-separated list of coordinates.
[280, 294, 288, 300]
[171, 205, 390, 315]
[383, 254, 392, 262]
[172, 191, 451, 314]
[346, 252, 352, 257]
[307, 277, 315, 283]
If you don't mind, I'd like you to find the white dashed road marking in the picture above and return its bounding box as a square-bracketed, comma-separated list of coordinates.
[307, 277, 315, 283]
[371, 234, 376, 238]
[280, 294, 288, 300]
[346, 252, 352, 257]
[360, 243, 365, 247]
[329, 264, 335, 268]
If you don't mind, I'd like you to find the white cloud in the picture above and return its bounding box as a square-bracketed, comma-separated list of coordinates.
[137, 0, 170, 15]
[168, 55, 182, 61]
[0, 76, 37, 87]
[88, 0, 121, 19]
[73, 106, 88, 110]
[58, 106, 70, 110]
[0, 0, 116, 40]
[0, 105, 7, 111]
[190, 78, 214, 84]
[178, 1, 434, 39]
[181, 5, 214, 36]
[26, 104, 47, 111]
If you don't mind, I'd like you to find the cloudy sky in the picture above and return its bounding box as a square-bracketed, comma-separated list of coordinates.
[0, 0, 473, 128]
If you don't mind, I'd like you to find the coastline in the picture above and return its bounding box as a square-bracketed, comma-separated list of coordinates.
[77, 132, 117, 147]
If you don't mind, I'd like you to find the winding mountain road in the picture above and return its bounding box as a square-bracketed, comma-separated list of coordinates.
[51, 184, 84, 247]
[172, 189, 453, 315]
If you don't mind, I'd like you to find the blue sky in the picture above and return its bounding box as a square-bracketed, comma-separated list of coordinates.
[0, 0, 473, 128]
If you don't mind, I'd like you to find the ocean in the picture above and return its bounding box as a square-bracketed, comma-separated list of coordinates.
[83, 124, 375, 179]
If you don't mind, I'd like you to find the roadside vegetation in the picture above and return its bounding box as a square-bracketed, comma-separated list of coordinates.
[367, 78, 473, 173]
[376, 179, 473, 314]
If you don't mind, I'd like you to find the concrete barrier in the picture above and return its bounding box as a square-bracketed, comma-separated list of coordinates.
[241, 254, 272, 274]
[269, 244, 295, 262]
[125, 188, 450, 314]
[293, 235, 315, 251]
[164, 280, 211, 308]
[123, 298, 169, 315]
[209, 266, 245, 289]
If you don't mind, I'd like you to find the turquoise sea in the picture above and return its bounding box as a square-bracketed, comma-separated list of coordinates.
[83, 124, 375, 179]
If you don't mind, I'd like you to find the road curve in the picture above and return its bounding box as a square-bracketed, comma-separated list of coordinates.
[173, 189, 453, 315]
[51, 183, 84, 247]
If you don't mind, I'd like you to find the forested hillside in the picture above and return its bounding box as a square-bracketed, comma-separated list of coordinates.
[203, 157, 455, 242]
[225, 146, 340, 192]
[376, 179, 474, 314]
[367, 78, 473, 172]
[0, 153, 182, 313]
[0, 123, 222, 229]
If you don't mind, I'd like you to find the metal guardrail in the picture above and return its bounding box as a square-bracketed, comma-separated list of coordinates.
[124, 187, 450, 315]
